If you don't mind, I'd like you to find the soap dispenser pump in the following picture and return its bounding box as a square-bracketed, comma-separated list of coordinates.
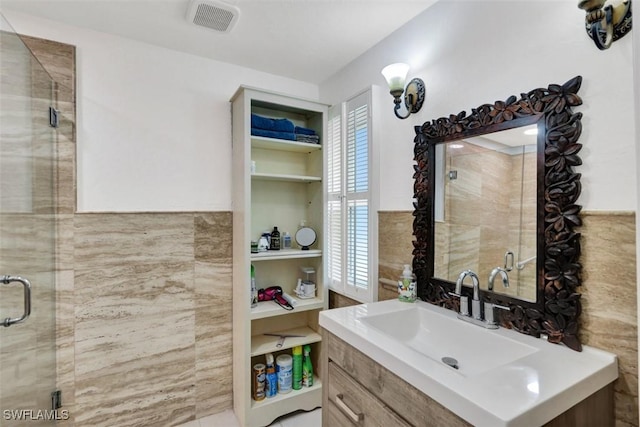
[398, 264, 416, 302]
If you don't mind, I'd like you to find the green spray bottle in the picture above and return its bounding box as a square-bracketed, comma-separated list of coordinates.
[302, 345, 313, 387]
[292, 345, 303, 390]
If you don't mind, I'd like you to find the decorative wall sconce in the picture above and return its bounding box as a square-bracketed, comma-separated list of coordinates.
[381, 63, 425, 119]
[578, 0, 632, 50]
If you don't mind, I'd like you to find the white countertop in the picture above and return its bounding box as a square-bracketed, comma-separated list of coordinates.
[319, 299, 618, 427]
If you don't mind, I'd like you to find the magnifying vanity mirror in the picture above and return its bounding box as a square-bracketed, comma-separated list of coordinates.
[413, 76, 584, 351]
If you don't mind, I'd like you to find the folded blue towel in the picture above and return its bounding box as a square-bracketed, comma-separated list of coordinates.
[251, 113, 295, 133]
[251, 128, 297, 141]
[296, 134, 320, 144]
[294, 126, 317, 136]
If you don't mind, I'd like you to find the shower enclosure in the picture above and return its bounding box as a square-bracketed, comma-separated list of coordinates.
[0, 14, 59, 423]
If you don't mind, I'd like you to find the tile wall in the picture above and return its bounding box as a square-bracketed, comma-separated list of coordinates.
[22, 35, 233, 426]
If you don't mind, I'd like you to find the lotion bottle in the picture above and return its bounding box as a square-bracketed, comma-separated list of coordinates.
[398, 264, 416, 302]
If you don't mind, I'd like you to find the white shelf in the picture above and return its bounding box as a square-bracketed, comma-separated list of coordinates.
[250, 376, 322, 411]
[251, 326, 321, 356]
[251, 172, 321, 183]
[251, 297, 324, 320]
[251, 249, 321, 261]
[251, 136, 321, 153]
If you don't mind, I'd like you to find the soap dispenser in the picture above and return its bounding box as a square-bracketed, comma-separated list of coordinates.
[398, 264, 416, 302]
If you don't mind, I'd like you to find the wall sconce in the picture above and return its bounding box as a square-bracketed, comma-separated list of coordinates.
[381, 63, 425, 120]
[578, 0, 632, 50]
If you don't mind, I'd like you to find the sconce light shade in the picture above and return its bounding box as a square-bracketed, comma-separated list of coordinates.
[381, 63, 425, 120]
[578, 0, 632, 50]
[381, 63, 410, 94]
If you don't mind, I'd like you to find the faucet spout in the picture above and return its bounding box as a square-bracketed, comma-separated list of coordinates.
[488, 267, 510, 291]
[455, 270, 480, 300]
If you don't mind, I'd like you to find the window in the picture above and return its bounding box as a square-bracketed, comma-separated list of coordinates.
[327, 89, 378, 302]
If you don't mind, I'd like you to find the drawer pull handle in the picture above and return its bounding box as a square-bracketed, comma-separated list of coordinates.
[335, 393, 364, 423]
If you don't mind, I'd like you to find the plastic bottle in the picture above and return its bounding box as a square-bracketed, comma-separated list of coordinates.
[276, 354, 292, 394]
[292, 345, 303, 390]
[258, 233, 269, 252]
[265, 353, 278, 398]
[269, 226, 281, 250]
[250, 264, 257, 308]
[398, 264, 417, 302]
[282, 231, 292, 249]
[252, 363, 265, 401]
[302, 345, 313, 387]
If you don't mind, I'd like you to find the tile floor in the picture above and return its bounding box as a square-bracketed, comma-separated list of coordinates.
[177, 408, 321, 427]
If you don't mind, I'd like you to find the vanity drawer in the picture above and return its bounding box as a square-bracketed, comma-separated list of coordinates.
[327, 361, 410, 426]
[324, 330, 471, 427]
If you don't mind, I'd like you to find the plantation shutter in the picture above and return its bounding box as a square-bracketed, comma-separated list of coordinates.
[327, 105, 343, 289]
[345, 94, 369, 291]
[326, 91, 371, 299]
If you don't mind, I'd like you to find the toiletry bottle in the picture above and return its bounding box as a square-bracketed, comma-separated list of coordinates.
[292, 345, 303, 390]
[398, 264, 417, 302]
[265, 353, 277, 398]
[258, 233, 269, 252]
[302, 344, 313, 387]
[276, 354, 292, 394]
[283, 231, 292, 249]
[269, 226, 280, 250]
[251, 264, 258, 308]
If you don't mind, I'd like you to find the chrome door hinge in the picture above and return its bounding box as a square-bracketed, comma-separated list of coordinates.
[51, 390, 62, 410]
[49, 107, 59, 128]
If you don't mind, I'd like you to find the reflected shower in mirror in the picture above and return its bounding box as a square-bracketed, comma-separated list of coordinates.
[433, 125, 538, 301]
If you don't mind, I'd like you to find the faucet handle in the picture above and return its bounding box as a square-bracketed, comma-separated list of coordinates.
[484, 302, 510, 326]
[460, 296, 470, 317]
[448, 292, 469, 316]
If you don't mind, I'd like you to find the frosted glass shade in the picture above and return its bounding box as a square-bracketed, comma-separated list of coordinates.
[381, 63, 410, 93]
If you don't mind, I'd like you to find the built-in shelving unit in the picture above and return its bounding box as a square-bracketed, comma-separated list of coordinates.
[231, 86, 328, 427]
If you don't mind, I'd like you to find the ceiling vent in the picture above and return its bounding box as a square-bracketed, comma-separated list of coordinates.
[186, 0, 240, 33]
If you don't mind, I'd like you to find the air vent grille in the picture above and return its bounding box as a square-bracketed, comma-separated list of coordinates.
[187, 0, 240, 33]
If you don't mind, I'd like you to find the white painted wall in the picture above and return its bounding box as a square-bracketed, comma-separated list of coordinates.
[2, 10, 319, 212]
[320, 0, 636, 212]
[3, 2, 636, 213]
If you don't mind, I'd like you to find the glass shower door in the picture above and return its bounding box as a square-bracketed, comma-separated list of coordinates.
[0, 15, 59, 424]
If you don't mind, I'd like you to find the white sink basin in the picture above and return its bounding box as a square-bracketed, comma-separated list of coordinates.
[360, 305, 538, 376]
[319, 299, 618, 427]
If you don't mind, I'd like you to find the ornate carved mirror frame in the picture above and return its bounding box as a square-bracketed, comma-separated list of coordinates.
[413, 76, 584, 351]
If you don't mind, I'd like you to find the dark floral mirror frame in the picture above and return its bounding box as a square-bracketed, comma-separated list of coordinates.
[413, 76, 584, 351]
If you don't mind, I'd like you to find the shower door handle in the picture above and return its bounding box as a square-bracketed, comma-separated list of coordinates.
[1, 275, 32, 327]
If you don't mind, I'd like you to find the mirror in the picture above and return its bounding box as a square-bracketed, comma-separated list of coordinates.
[434, 125, 538, 302]
[413, 76, 584, 351]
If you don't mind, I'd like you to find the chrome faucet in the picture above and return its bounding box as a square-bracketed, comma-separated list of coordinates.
[455, 269, 481, 320]
[452, 269, 510, 329]
[488, 267, 510, 291]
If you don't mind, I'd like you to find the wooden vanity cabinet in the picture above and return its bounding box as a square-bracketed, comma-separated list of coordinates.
[322, 330, 470, 427]
[321, 329, 614, 427]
